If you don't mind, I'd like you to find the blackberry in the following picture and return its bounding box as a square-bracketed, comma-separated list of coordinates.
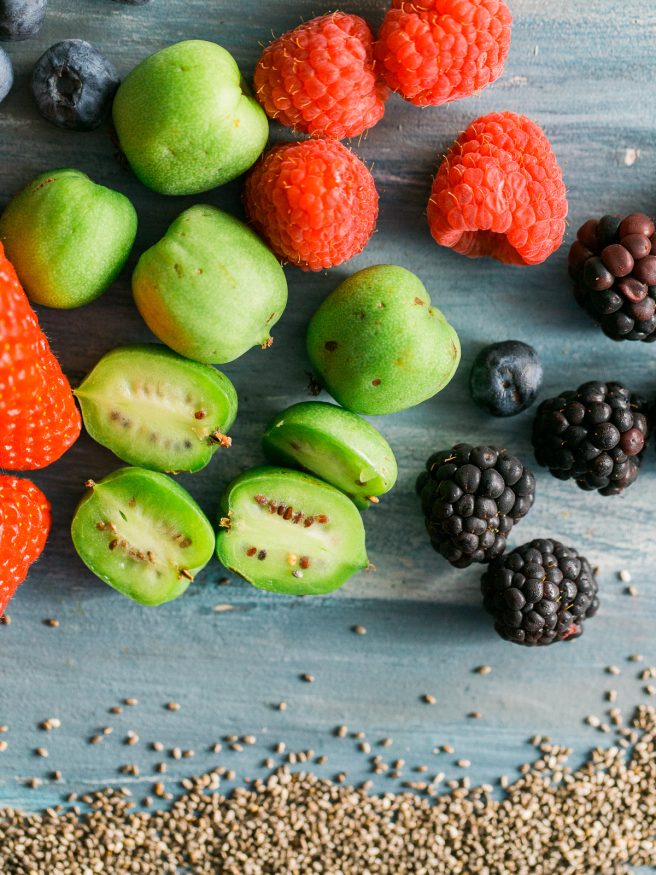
[416, 443, 535, 569]
[481, 539, 599, 646]
[569, 211, 656, 342]
[532, 381, 649, 496]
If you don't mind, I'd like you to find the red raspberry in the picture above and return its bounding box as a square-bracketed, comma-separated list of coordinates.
[0, 475, 51, 616]
[244, 139, 378, 271]
[0, 243, 81, 469]
[254, 12, 389, 140]
[375, 0, 512, 107]
[427, 112, 567, 265]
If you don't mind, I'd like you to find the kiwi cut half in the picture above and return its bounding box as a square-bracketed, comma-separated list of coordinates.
[71, 467, 215, 606]
[216, 467, 368, 595]
[262, 402, 397, 508]
[74, 344, 238, 473]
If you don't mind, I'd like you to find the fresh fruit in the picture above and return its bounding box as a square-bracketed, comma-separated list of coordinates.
[532, 381, 649, 496]
[0, 242, 80, 469]
[375, 0, 512, 107]
[32, 39, 119, 130]
[0, 475, 50, 616]
[306, 265, 460, 415]
[469, 340, 543, 417]
[216, 467, 368, 595]
[112, 40, 268, 196]
[262, 401, 397, 508]
[254, 12, 388, 140]
[0, 0, 47, 41]
[75, 345, 238, 473]
[481, 539, 599, 646]
[243, 139, 378, 271]
[427, 111, 567, 265]
[416, 443, 535, 568]
[569, 212, 656, 342]
[0, 169, 137, 309]
[0, 44, 12, 102]
[132, 205, 287, 364]
[71, 467, 215, 606]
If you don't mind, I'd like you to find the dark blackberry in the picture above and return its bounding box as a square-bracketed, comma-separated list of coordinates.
[569, 211, 656, 342]
[416, 443, 535, 569]
[481, 539, 599, 646]
[532, 381, 649, 496]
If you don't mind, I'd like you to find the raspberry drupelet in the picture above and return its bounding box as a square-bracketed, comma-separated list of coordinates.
[254, 12, 388, 140]
[427, 111, 567, 265]
[375, 0, 512, 107]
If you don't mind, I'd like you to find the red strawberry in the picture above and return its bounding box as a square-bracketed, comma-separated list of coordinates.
[0, 242, 81, 469]
[0, 475, 51, 616]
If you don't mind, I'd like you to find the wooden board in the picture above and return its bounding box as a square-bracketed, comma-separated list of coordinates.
[0, 0, 655, 857]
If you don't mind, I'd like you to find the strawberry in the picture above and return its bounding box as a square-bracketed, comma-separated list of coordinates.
[0, 475, 51, 616]
[0, 242, 81, 469]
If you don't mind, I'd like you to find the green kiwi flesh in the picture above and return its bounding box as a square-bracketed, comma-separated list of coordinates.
[262, 401, 397, 508]
[216, 467, 368, 595]
[74, 344, 238, 473]
[71, 467, 215, 606]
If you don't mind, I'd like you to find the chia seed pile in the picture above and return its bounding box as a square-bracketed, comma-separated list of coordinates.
[0, 705, 655, 873]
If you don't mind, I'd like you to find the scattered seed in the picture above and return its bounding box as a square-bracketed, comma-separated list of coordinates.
[441, 744, 454, 754]
[110, 706, 123, 715]
[166, 702, 181, 712]
[171, 748, 182, 760]
[230, 744, 243, 753]
[275, 742, 286, 754]
[626, 585, 639, 597]
[34, 748, 48, 758]
[40, 718, 61, 731]
[380, 738, 393, 748]
[43, 618, 59, 628]
[301, 673, 315, 683]
[152, 741, 164, 752]
[51, 770, 62, 782]
[586, 715, 601, 728]
[475, 665, 492, 675]
[156, 763, 167, 774]
[352, 625, 367, 635]
[243, 735, 256, 746]
[0, 741, 7, 752]
[124, 698, 138, 707]
[606, 666, 621, 676]
[276, 702, 287, 712]
[89, 735, 104, 745]
[629, 654, 644, 662]
[359, 742, 371, 754]
[618, 569, 632, 583]
[607, 690, 618, 703]
[183, 750, 195, 759]
[336, 725, 348, 738]
[468, 711, 482, 720]
[212, 743, 222, 754]
[423, 694, 437, 705]
[212, 604, 234, 613]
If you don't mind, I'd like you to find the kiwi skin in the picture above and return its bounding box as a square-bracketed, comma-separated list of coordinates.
[216, 466, 369, 596]
[262, 401, 397, 509]
[74, 344, 238, 474]
[71, 467, 216, 606]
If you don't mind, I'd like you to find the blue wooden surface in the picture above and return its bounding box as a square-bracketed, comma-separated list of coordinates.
[0, 1, 655, 859]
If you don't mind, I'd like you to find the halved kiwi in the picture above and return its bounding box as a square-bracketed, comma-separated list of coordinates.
[262, 401, 397, 508]
[216, 467, 368, 595]
[71, 467, 215, 606]
[74, 344, 238, 473]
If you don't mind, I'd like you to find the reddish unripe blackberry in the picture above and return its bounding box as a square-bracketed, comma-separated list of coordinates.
[532, 381, 650, 496]
[481, 539, 599, 646]
[569, 212, 656, 342]
[416, 443, 535, 568]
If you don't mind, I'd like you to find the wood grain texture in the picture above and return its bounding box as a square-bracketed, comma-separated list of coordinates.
[0, 0, 655, 858]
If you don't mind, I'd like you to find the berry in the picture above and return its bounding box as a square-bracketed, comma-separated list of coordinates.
[244, 139, 378, 271]
[0, 243, 81, 469]
[0, 0, 47, 41]
[532, 381, 649, 496]
[375, 0, 512, 107]
[469, 340, 543, 417]
[254, 12, 388, 140]
[32, 39, 119, 131]
[569, 211, 656, 342]
[427, 111, 567, 265]
[0, 44, 12, 103]
[416, 443, 535, 568]
[481, 539, 599, 646]
[0, 475, 51, 616]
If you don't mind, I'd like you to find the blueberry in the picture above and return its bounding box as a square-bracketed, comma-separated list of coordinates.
[0, 0, 47, 41]
[469, 340, 543, 417]
[0, 45, 12, 103]
[32, 39, 119, 131]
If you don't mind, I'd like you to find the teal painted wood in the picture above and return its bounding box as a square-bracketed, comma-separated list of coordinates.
[0, 1, 655, 864]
